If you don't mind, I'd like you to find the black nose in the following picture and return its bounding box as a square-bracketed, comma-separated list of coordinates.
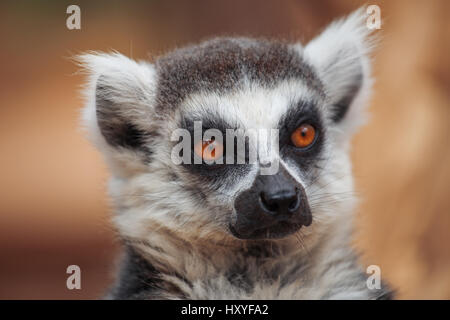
[259, 189, 300, 220]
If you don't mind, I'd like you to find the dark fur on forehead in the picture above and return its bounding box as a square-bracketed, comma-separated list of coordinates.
[155, 37, 324, 112]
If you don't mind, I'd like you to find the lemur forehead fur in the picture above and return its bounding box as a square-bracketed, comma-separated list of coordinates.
[79, 8, 393, 299]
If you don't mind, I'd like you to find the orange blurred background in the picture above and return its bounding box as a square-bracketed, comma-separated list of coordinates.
[0, 0, 449, 299]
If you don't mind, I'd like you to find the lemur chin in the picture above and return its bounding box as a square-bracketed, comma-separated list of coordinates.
[79, 7, 393, 299]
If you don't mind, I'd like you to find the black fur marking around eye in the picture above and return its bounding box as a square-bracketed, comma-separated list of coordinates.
[178, 115, 252, 186]
[278, 100, 324, 157]
[277, 100, 325, 178]
[155, 37, 325, 113]
[279, 101, 320, 138]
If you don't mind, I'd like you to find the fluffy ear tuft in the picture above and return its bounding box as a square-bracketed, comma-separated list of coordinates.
[304, 7, 378, 134]
[77, 52, 157, 156]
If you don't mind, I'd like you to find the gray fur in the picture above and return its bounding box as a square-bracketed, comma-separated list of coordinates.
[155, 37, 325, 113]
[79, 8, 393, 300]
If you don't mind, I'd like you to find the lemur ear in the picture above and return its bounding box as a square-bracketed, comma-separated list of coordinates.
[78, 52, 157, 155]
[304, 8, 376, 132]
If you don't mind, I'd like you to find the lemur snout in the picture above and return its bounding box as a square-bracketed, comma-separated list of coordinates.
[231, 166, 312, 240]
[259, 189, 300, 220]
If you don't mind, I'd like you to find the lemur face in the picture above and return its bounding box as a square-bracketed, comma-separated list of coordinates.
[80, 10, 373, 245]
[174, 64, 323, 240]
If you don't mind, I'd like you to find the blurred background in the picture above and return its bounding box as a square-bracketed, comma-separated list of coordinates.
[0, 0, 449, 299]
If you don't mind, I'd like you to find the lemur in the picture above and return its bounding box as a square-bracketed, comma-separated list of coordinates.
[79, 8, 393, 299]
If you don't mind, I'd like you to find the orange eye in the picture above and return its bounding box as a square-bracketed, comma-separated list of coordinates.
[291, 124, 316, 148]
[194, 138, 224, 162]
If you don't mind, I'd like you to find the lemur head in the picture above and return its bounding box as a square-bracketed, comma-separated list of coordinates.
[80, 9, 374, 247]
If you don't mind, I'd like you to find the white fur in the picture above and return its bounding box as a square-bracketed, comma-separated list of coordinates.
[304, 8, 376, 141]
[78, 52, 158, 177]
[79, 8, 383, 299]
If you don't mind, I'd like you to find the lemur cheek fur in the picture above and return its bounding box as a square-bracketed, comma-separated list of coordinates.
[79, 7, 393, 300]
